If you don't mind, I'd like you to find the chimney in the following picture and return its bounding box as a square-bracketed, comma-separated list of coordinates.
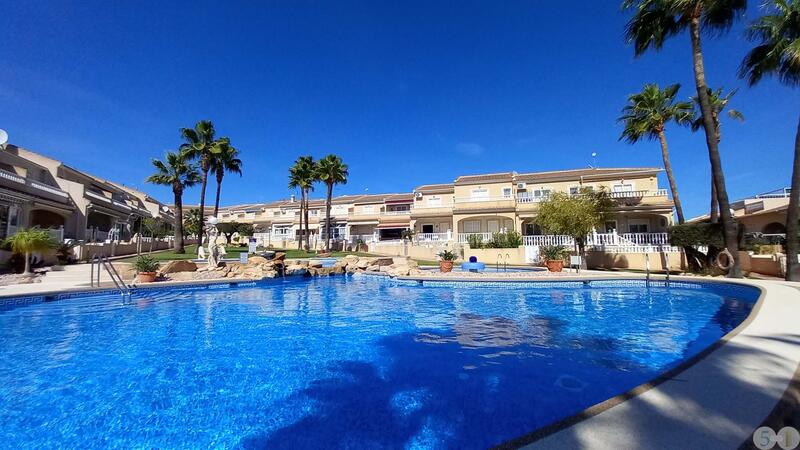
[290, 194, 296, 203]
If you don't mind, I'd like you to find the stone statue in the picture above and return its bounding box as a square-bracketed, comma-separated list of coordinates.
[199, 216, 226, 270]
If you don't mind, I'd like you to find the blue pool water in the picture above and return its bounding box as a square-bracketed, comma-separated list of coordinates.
[0, 277, 758, 449]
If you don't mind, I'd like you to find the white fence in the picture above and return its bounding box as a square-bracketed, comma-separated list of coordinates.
[415, 232, 451, 242]
[457, 232, 494, 243]
[519, 232, 680, 253]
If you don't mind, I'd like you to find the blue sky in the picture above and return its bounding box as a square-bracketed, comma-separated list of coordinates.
[0, 1, 796, 218]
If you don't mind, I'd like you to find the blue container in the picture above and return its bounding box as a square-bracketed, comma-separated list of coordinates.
[460, 262, 486, 272]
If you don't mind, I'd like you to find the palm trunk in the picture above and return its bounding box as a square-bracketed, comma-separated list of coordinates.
[689, 14, 740, 278]
[785, 113, 800, 281]
[213, 169, 223, 217]
[198, 160, 209, 243]
[304, 190, 311, 251]
[23, 251, 31, 275]
[325, 182, 333, 252]
[297, 190, 304, 250]
[710, 181, 719, 223]
[657, 130, 685, 224]
[173, 186, 185, 253]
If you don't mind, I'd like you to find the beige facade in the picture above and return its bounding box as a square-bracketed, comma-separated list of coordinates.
[0, 145, 174, 242]
[216, 167, 675, 252]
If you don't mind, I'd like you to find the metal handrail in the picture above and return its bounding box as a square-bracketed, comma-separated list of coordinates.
[91, 254, 132, 296]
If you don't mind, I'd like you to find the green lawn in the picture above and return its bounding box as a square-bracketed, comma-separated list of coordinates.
[119, 245, 377, 263]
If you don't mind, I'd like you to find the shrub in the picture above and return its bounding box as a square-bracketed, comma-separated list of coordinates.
[3, 227, 57, 274]
[668, 223, 725, 248]
[541, 245, 567, 261]
[437, 249, 457, 261]
[132, 255, 160, 273]
[467, 234, 484, 249]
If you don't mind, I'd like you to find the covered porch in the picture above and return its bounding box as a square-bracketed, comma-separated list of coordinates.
[455, 213, 516, 243]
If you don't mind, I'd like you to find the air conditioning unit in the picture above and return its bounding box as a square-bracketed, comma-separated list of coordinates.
[516, 182, 527, 189]
[415, 192, 423, 199]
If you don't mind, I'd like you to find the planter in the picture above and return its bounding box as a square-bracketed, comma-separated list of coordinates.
[137, 272, 157, 283]
[439, 260, 455, 273]
[545, 260, 564, 273]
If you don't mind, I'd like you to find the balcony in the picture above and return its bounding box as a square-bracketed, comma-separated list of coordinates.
[609, 189, 668, 199]
[381, 210, 411, 216]
[0, 168, 70, 202]
[453, 195, 515, 213]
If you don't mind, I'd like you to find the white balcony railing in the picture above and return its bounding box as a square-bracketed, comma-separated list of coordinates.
[516, 195, 548, 204]
[609, 189, 668, 199]
[28, 180, 69, 198]
[382, 210, 411, 216]
[0, 168, 25, 184]
[521, 232, 673, 250]
[85, 190, 111, 203]
[523, 235, 575, 247]
[415, 232, 451, 242]
[457, 232, 495, 243]
[46, 228, 64, 243]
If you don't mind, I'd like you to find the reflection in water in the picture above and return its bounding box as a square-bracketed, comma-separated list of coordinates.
[0, 277, 758, 449]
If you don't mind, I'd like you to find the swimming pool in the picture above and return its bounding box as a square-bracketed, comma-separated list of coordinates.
[0, 276, 758, 448]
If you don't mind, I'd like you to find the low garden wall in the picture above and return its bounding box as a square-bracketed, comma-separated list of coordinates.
[464, 247, 527, 265]
[585, 250, 686, 272]
[739, 251, 784, 278]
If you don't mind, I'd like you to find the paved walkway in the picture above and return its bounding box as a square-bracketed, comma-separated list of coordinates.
[520, 278, 800, 450]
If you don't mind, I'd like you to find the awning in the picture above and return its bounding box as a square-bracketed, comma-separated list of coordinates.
[376, 223, 410, 229]
[348, 220, 379, 226]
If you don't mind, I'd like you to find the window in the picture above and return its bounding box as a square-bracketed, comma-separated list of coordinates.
[502, 187, 512, 198]
[532, 188, 552, 199]
[470, 188, 489, 199]
[464, 220, 481, 233]
[569, 186, 580, 196]
[487, 220, 500, 233]
[427, 196, 442, 206]
[421, 224, 434, 233]
[362, 205, 374, 213]
[628, 222, 649, 233]
[604, 221, 617, 233]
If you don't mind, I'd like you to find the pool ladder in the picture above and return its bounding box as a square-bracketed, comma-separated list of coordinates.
[495, 253, 510, 272]
[90, 254, 132, 297]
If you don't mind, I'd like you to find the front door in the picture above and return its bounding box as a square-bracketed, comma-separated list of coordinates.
[421, 224, 434, 233]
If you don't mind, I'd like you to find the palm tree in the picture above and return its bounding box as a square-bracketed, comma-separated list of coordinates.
[209, 138, 242, 216]
[315, 155, 349, 251]
[740, 0, 800, 280]
[690, 88, 745, 222]
[623, 0, 747, 277]
[183, 208, 202, 241]
[289, 156, 317, 250]
[146, 151, 201, 253]
[619, 83, 694, 224]
[3, 228, 56, 275]
[180, 120, 219, 236]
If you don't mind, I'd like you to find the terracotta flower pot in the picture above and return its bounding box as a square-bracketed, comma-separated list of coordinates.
[439, 260, 454, 273]
[137, 272, 157, 283]
[545, 260, 564, 273]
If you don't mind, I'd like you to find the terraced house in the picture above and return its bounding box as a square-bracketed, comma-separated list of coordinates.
[220, 166, 676, 255]
[0, 145, 175, 243]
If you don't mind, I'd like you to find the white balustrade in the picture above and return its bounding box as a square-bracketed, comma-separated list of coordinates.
[609, 189, 668, 199]
[28, 180, 68, 197]
[522, 235, 575, 247]
[0, 168, 25, 184]
[619, 232, 670, 245]
[415, 232, 451, 242]
[458, 232, 494, 243]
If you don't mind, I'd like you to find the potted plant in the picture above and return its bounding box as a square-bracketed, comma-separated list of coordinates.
[541, 245, 566, 272]
[133, 255, 160, 283]
[437, 249, 457, 273]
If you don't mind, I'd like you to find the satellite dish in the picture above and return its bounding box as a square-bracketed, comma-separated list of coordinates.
[0, 129, 8, 146]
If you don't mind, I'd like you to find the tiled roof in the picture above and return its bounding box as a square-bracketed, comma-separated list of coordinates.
[454, 172, 515, 185]
[414, 183, 454, 193]
[516, 167, 661, 183]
